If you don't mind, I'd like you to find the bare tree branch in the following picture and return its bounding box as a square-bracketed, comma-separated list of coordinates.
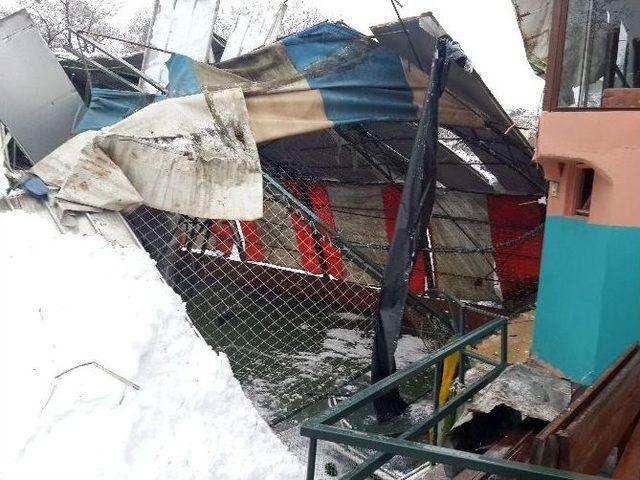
[214, 0, 335, 40]
[17, 0, 150, 55]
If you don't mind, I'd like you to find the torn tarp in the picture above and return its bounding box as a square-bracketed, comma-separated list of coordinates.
[76, 89, 162, 133]
[511, 0, 554, 77]
[33, 88, 262, 220]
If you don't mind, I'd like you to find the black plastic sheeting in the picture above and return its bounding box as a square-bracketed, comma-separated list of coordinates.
[371, 36, 468, 422]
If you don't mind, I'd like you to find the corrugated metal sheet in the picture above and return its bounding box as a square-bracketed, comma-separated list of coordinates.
[140, 0, 220, 92]
[220, 1, 287, 61]
[0, 10, 85, 163]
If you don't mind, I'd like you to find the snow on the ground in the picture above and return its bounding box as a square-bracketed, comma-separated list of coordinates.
[0, 211, 303, 480]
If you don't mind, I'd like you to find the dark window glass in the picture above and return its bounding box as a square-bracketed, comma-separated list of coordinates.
[559, 0, 640, 107]
[576, 168, 594, 216]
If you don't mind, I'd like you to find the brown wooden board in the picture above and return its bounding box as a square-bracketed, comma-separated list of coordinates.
[555, 350, 640, 474]
[602, 88, 640, 109]
[454, 426, 537, 480]
[532, 345, 640, 467]
[613, 418, 640, 479]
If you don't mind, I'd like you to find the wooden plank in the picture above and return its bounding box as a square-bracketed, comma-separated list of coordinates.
[556, 351, 640, 474]
[613, 418, 640, 479]
[532, 345, 640, 467]
[454, 427, 536, 480]
[602, 88, 640, 108]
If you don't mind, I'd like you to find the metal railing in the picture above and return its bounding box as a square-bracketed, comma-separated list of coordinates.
[300, 318, 603, 480]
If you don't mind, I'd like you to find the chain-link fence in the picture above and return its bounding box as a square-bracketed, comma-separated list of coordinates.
[126, 128, 543, 425]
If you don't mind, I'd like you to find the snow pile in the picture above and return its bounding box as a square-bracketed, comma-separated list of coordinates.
[0, 159, 8, 196]
[0, 211, 303, 480]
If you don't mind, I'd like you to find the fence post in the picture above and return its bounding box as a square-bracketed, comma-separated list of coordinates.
[306, 438, 318, 480]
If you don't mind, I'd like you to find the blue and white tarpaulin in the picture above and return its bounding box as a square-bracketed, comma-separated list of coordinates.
[77, 22, 484, 138]
[37, 20, 532, 220]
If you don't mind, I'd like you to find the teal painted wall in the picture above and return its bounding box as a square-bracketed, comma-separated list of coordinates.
[533, 216, 640, 384]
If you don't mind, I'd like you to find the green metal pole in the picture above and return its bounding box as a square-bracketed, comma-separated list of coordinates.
[310, 363, 505, 480]
[306, 439, 317, 480]
[313, 424, 604, 480]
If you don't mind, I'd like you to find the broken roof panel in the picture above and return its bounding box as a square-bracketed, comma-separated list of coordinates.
[0, 9, 85, 163]
[70, 19, 541, 196]
[370, 13, 545, 195]
[140, 0, 220, 93]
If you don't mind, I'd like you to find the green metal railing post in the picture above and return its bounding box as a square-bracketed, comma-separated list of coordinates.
[299, 317, 598, 480]
[501, 322, 509, 365]
[306, 439, 318, 480]
[431, 360, 443, 445]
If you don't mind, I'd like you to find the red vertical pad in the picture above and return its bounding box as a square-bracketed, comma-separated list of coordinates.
[239, 221, 265, 262]
[486, 195, 544, 300]
[307, 183, 344, 279]
[209, 221, 235, 257]
[381, 185, 426, 295]
[284, 181, 323, 274]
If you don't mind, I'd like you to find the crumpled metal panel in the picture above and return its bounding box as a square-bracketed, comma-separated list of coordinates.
[140, 0, 220, 93]
[456, 362, 572, 427]
[0, 192, 140, 248]
[0, 10, 85, 163]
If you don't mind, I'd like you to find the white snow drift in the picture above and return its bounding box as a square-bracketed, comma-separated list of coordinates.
[0, 210, 303, 480]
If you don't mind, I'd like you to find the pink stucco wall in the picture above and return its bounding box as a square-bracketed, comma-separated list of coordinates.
[535, 111, 640, 228]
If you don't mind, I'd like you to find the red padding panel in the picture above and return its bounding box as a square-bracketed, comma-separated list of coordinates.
[486, 195, 544, 300]
[210, 221, 235, 257]
[285, 181, 323, 275]
[307, 182, 344, 279]
[381, 185, 426, 295]
[240, 221, 265, 262]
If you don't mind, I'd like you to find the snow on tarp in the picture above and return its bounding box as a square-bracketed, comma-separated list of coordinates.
[0, 210, 302, 480]
[76, 22, 485, 136]
[32, 88, 263, 220]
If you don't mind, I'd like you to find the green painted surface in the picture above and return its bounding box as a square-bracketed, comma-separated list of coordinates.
[533, 216, 640, 384]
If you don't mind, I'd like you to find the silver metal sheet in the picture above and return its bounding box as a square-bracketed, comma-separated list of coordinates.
[0, 9, 85, 163]
[455, 362, 571, 428]
[140, 0, 220, 92]
[1, 191, 140, 248]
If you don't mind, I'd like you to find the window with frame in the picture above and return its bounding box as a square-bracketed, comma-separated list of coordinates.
[575, 168, 594, 217]
[558, 0, 640, 108]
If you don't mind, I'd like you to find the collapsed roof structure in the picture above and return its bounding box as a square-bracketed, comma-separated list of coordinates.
[1, 7, 545, 424]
